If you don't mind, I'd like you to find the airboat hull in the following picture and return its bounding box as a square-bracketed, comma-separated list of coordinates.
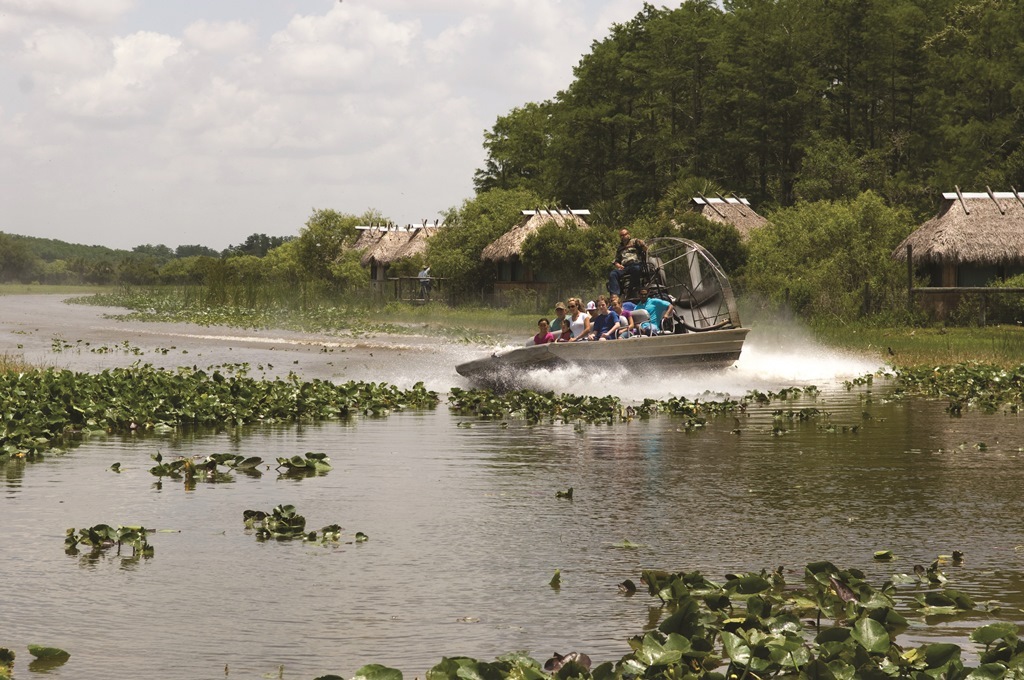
[455, 327, 750, 386]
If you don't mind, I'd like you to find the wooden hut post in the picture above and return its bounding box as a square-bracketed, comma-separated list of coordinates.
[906, 244, 913, 312]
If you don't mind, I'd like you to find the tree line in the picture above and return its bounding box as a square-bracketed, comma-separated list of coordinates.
[474, 0, 1024, 224]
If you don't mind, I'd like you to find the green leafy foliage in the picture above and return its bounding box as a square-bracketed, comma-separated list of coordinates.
[519, 220, 615, 290]
[746, 192, 914, 320]
[64, 524, 154, 558]
[295, 208, 379, 290]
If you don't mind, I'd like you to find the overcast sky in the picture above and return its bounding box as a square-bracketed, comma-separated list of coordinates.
[0, 0, 642, 251]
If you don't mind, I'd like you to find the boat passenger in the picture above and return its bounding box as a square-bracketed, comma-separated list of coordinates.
[587, 298, 620, 341]
[532, 318, 556, 345]
[566, 299, 591, 341]
[585, 300, 597, 318]
[637, 288, 671, 334]
[555, 318, 573, 342]
[551, 301, 568, 334]
[612, 300, 634, 338]
[608, 229, 647, 297]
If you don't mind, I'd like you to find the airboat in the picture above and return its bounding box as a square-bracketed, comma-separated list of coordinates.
[455, 237, 750, 386]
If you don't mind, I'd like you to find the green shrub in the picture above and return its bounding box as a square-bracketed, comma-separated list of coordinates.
[746, 192, 914, 321]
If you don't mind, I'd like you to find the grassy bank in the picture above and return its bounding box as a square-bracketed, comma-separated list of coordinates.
[0, 283, 115, 296]
[0, 353, 34, 373]
[811, 322, 1024, 369]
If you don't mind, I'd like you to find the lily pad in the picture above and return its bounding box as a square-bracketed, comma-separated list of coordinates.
[352, 663, 402, 680]
[27, 645, 70, 663]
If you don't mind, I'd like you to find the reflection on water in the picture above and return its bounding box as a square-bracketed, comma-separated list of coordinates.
[3, 387, 1024, 680]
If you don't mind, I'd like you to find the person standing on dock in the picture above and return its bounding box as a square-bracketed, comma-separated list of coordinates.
[418, 266, 431, 300]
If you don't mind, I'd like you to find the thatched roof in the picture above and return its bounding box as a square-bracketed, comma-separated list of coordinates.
[360, 229, 412, 267]
[391, 225, 439, 262]
[893, 190, 1024, 265]
[352, 226, 386, 251]
[480, 209, 591, 262]
[690, 196, 768, 240]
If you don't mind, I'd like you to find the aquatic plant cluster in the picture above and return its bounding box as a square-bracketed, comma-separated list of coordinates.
[243, 504, 347, 544]
[64, 524, 153, 558]
[447, 386, 819, 425]
[888, 363, 1024, 414]
[146, 451, 332, 481]
[0, 365, 439, 460]
[300, 559, 1023, 680]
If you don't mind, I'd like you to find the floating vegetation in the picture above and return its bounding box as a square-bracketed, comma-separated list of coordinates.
[447, 386, 828, 427]
[243, 505, 345, 544]
[555, 487, 573, 499]
[891, 362, 1024, 413]
[150, 451, 264, 481]
[24, 645, 70, 672]
[26, 646, 69, 663]
[276, 452, 332, 475]
[0, 365, 438, 462]
[64, 524, 154, 558]
[296, 558, 1019, 680]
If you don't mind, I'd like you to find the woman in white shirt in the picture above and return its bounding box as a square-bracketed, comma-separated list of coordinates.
[566, 298, 590, 341]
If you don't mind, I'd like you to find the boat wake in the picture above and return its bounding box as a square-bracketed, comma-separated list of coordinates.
[459, 336, 883, 402]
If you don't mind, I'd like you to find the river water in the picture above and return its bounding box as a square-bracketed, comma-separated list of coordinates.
[2, 295, 1023, 680]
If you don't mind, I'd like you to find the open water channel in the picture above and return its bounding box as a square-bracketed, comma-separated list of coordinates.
[2, 295, 1023, 680]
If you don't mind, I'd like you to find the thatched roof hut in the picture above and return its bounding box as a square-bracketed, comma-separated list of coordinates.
[481, 209, 590, 262]
[690, 196, 768, 240]
[360, 229, 412, 268]
[893, 189, 1024, 266]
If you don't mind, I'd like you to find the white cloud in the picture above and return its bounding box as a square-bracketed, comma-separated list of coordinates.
[183, 19, 255, 53]
[21, 25, 108, 74]
[0, 0, 134, 24]
[54, 31, 183, 118]
[267, 5, 418, 89]
[0, 1, 643, 248]
[424, 14, 493, 64]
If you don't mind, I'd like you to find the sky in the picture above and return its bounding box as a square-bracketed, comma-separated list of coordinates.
[0, 0, 644, 251]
